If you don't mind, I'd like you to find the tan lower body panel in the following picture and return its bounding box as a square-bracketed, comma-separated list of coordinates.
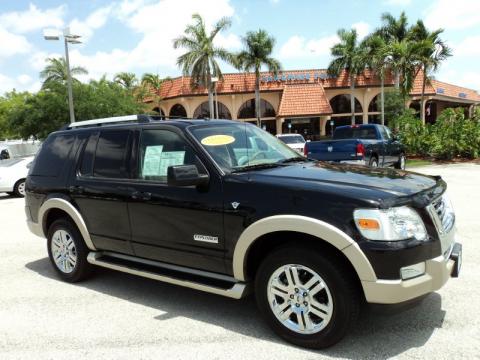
[362, 254, 455, 304]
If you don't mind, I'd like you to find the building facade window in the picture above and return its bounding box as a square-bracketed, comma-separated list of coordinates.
[193, 101, 232, 119]
[325, 116, 363, 136]
[330, 94, 363, 114]
[237, 99, 276, 119]
[169, 104, 187, 119]
[368, 94, 380, 112]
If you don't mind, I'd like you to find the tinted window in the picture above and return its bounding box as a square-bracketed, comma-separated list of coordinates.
[93, 130, 132, 178]
[138, 129, 197, 182]
[30, 134, 74, 177]
[79, 132, 98, 176]
[278, 135, 305, 144]
[333, 126, 377, 140]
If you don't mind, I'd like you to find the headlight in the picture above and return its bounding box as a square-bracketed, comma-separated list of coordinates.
[353, 206, 427, 241]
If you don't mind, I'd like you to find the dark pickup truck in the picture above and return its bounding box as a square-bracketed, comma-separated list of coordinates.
[304, 124, 406, 169]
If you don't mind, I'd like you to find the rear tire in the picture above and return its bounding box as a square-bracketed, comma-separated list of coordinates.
[369, 156, 378, 168]
[47, 218, 93, 283]
[395, 154, 406, 170]
[13, 179, 26, 197]
[255, 246, 360, 349]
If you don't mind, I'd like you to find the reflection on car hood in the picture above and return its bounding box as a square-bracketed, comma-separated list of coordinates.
[251, 161, 438, 198]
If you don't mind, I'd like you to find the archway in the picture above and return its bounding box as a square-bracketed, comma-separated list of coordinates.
[169, 104, 187, 119]
[152, 107, 166, 119]
[237, 98, 276, 119]
[329, 94, 363, 114]
[193, 101, 232, 119]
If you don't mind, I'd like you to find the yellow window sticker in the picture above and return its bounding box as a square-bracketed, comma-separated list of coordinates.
[201, 135, 235, 146]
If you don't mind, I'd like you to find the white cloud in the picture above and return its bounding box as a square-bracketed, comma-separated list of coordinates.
[0, 26, 31, 58]
[0, 3, 65, 33]
[454, 35, 480, 57]
[28, 51, 62, 71]
[279, 34, 338, 59]
[384, 0, 411, 6]
[352, 21, 370, 40]
[0, 73, 16, 94]
[214, 33, 242, 50]
[425, 0, 480, 30]
[63, 0, 237, 81]
[17, 74, 32, 85]
[69, 5, 113, 43]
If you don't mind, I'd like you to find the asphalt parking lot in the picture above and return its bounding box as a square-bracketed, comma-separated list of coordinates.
[1, 163, 479, 359]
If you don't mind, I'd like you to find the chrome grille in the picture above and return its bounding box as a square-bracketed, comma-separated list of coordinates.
[431, 196, 455, 234]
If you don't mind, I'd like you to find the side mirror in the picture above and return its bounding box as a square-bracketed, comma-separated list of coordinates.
[167, 164, 209, 187]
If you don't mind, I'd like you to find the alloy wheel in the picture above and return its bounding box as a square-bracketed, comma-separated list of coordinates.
[51, 229, 77, 274]
[267, 264, 333, 334]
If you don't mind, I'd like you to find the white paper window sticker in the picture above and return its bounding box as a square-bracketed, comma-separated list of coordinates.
[201, 134, 235, 146]
[157, 151, 185, 176]
[142, 145, 163, 177]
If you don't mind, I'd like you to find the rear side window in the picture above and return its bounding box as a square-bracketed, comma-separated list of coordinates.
[30, 134, 75, 177]
[78, 132, 98, 176]
[334, 127, 377, 140]
[93, 130, 132, 178]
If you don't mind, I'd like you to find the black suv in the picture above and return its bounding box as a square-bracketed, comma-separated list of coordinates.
[26, 115, 461, 349]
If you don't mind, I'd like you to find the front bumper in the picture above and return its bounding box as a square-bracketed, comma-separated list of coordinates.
[362, 242, 461, 304]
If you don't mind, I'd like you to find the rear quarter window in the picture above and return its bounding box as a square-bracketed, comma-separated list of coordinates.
[30, 134, 75, 177]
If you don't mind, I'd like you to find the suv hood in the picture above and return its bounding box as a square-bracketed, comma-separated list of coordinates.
[249, 161, 442, 207]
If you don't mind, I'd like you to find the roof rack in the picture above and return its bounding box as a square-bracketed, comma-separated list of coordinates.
[67, 114, 164, 129]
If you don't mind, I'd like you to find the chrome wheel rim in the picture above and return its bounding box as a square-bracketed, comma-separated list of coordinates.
[51, 230, 77, 274]
[267, 264, 333, 335]
[371, 159, 378, 167]
[17, 181, 25, 196]
[400, 156, 406, 170]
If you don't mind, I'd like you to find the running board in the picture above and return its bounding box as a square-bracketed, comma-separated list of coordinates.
[87, 252, 248, 299]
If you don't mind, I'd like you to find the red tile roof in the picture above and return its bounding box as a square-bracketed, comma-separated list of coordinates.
[277, 83, 332, 117]
[430, 79, 480, 102]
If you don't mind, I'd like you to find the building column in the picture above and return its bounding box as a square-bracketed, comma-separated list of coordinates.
[276, 118, 283, 134]
[320, 116, 330, 136]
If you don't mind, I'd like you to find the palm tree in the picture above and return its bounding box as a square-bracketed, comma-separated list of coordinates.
[173, 13, 235, 119]
[235, 30, 281, 127]
[410, 20, 452, 123]
[363, 34, 390, 125]
[141, 73, 170, 117]
[114, 72, 138, 91]
[40, 57, 88, 88]
[328, 29, 366, 125]
[377, 12, 410, 88]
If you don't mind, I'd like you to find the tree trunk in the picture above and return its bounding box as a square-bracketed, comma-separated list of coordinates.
[420, 64, 427, 124]
[255, 70, 261, 128]
[394, 70, 400, 89]
[206, 63, 214, 119]
[350, 75, 355, 125]
[381, 69, 385, 126]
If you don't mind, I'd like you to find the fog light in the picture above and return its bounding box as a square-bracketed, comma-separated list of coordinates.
[400, 262, 426, 280]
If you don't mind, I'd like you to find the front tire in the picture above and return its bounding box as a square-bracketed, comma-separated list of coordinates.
[47, 218, 93, 282]
[255, 247, 360, 349]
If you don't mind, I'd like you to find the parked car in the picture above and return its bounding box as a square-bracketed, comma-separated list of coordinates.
[0, 156, 33, 197]
[26, 115, 461, 349]
[276, 133, 306, 153]
[304, 124, 406, 169]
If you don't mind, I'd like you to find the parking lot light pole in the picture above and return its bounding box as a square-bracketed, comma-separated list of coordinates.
[43, 28, 82, 123]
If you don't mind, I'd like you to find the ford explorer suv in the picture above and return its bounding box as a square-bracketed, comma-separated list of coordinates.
[304, 124, 406, 169]
[25, 115, 461, 349]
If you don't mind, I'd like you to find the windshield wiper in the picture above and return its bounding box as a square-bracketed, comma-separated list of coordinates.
[231, 163, 283, 173]
[278, 157, 307, 164]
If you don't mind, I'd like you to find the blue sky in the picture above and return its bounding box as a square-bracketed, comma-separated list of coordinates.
[0, 0, 479, 94]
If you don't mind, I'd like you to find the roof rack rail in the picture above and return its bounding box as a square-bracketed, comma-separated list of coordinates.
[67, 114, 162, 129]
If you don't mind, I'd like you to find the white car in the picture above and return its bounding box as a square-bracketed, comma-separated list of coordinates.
[0, 156, 34, 197]
[276, 134, 306, 153]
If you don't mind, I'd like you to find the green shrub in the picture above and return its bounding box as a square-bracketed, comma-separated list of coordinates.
[391, 107, 480, 159]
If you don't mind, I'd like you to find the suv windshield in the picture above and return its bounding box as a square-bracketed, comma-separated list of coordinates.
[278, 135, 305, 144]
[189, 123, 304, 172]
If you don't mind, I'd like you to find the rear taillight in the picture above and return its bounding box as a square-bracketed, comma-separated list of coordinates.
[356, 143, 365, 157]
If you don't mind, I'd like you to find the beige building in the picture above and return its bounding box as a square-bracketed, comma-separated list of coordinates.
[147, 69, 480, 139]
